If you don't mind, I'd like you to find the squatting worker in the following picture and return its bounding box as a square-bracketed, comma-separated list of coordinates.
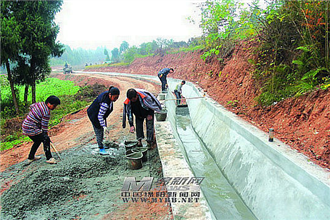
[122, 88, 162, 148]
[87, 86, 120, 155]
[174, 80, 185, 105]
[22, 95, 61, 164]
[157, 68, 174, 92]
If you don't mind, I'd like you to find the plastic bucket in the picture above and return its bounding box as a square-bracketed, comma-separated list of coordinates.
[126, 149, 134, 155]
[126, 152, 143, 170]
[125, 140, 138, 149]
[155, 110, 167, 121]
[133, 147, 148, 162]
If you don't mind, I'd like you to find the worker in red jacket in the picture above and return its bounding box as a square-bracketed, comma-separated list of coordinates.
[123, 88, 162, 148]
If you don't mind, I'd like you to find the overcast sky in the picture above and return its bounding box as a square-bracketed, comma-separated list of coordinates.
[55, 0, 204, 50]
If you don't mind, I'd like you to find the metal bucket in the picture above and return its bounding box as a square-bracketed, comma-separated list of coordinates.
[133, 147, 148, 162]
[126, 152, 143, 170]
[155, 110, 167, 121]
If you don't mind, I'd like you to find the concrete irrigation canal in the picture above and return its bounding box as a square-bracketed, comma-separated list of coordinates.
[156, 76, 330, 219]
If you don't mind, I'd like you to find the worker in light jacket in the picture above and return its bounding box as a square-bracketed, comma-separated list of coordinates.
[87, 86, 120, 155]
[157, 68, 174, 92]
[174, 80, 185, 105]
[122, 88, 162, 148]
[22, 95, 61, 164]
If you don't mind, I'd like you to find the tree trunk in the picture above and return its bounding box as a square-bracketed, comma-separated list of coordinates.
[5, 61, 19, 115]
[32, 80, 36, 103]
[24, 85, 29, 106]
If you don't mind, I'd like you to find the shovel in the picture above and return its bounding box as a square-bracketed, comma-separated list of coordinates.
[50, 142, 61, 160]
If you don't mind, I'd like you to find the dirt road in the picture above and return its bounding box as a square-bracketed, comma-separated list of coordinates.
[0, 73, 173, 219]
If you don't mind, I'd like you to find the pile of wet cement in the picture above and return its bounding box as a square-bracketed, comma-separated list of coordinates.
[0, 144, 164, 219]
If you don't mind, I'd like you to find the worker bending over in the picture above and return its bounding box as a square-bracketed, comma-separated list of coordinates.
[174, 80, 185, 105]
[123, 88, 162, 148]
[22, 95, 61, 164]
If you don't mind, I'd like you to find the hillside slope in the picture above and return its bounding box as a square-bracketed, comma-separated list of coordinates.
[85, 40, 330, 170]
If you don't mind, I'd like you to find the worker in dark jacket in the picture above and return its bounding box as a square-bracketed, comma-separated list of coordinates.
[158, 68, 174, 92]
[122, 88, 162, 148]
[22, 95, 61, 164]
[87, 86, 120, 155]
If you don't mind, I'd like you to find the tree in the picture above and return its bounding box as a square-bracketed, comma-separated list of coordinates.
[1, 1, 22, 114]
[139, 43, 150, 55]
[111, 48, 120, 62]
[122, 46, 138, 63]
[156, 38, 169, 49]
[120, 41, 129, 54]
[9, 0, 64, 104]
[104, 48, 110, 61]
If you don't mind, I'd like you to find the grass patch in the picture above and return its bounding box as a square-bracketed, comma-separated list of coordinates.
[167, 45, 204, 54]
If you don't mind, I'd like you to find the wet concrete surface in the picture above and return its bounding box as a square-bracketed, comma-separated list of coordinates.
[0, 143, 164, 219]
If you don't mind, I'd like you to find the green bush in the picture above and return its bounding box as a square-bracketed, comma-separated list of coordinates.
[254, 1, 330, 106]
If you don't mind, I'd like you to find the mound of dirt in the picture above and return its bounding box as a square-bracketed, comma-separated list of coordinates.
[0, 143, 168, 220]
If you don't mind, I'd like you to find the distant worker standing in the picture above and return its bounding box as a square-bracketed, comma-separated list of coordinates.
[87, 86, 120, 155]
[174, 80, 185, 105]
[22, 95, 61, 164]
[158, 68, 174, 92]
[123, 88, 162, 148]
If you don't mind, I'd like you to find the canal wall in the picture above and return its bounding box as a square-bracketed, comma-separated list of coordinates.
[166, 79, 330, 220]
